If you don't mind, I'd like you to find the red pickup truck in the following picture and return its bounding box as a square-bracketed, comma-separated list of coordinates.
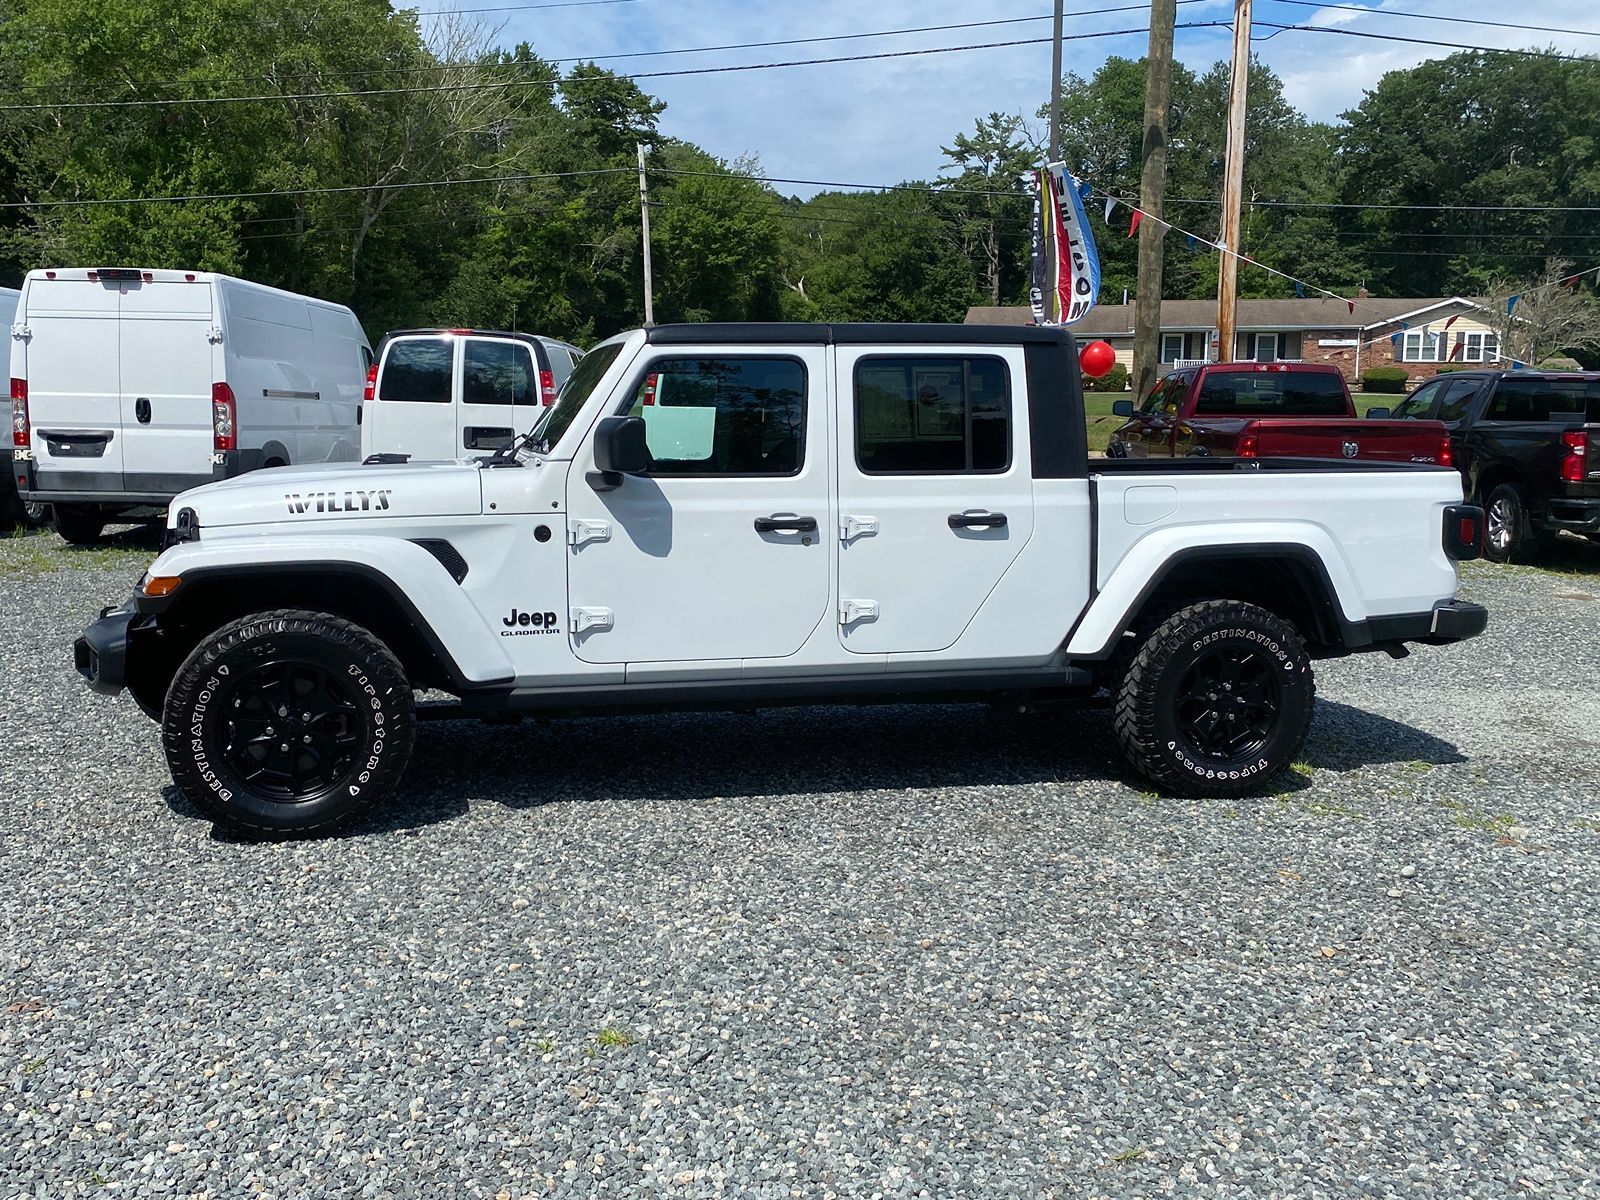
[1108, 363, 1452, 464]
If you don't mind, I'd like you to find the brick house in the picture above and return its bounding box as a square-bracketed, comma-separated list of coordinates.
[965, 296, 1504, 386]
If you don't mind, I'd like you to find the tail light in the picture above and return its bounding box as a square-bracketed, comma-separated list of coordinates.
[539, 368, 557, 406]
[1559, 430, 1588, 483]
[642, 373, 658, 406]
[1235, 431, 1258, 459]
[212, 382, 237, 452]
[10, 377, 27, 448]
[363, 362, 378, 404]
[1443, 503, 1483, 561]
[1438, 432, 1453, 468]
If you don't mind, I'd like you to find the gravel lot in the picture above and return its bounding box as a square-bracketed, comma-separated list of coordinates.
[2, 528, 1597, 1198]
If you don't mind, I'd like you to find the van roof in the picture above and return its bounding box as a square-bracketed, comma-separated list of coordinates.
[642, 322, 1078, 347]
[24, 268, 357, 316]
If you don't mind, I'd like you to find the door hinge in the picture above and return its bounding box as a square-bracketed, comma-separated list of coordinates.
[567, 518, 611, 548]
[570, 606, 614, 635]
[10, 324, 30, 341]
[839, 598, 879, 626]
[839, 514, 879, 543]
[206, 326, 224, 344]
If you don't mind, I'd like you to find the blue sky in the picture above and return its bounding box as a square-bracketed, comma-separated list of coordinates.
[419, 0, 1599, 197]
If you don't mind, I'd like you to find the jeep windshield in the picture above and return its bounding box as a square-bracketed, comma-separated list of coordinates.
[522, 342, 624, 454]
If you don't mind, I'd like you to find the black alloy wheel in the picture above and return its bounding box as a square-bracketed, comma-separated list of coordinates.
[1174, 645, 1282, 761]
[218, 658, 365, 803]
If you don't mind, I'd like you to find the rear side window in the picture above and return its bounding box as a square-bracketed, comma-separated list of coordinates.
[544, 344, 575, 386]
[1484, 377, 1600, 423]
[463, 340, 536, 406]
[379, 338, 450, 403]
[623, 357, 807, 475]
[854, 356, 1010, 474]
[1195, 370, 1347, 416]
[1143, 372, 1186, 416]
[1435, 378, 1483, 425]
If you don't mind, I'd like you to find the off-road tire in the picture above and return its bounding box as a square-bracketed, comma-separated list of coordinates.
[53, 506, 105, 545]
[1113, 599, 1315, 798]
[162, 610, 415, 835]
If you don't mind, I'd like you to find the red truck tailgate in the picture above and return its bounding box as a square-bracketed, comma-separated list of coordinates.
[1247, 418, 1452, 464]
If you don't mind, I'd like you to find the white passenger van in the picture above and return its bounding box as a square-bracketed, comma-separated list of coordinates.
[9, 268, 370, 543]
[361, 328, 583, 461]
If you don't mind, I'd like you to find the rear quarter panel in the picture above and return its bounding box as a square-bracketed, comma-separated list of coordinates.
[1067, 465, 1464, 656]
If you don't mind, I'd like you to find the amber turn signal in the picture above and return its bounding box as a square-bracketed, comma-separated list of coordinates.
[141, 575, 181, 597]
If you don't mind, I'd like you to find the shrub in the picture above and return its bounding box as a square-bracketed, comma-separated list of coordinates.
[1538, 356, 1581, 371]
[1361, 366, 1409, 393]
[1083, 363, 1130, 393]
[1434, 363, 1472, 374]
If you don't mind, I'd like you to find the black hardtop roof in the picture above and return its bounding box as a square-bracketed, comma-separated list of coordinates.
[643, 321, 1078, 347]
[1426, 369, 1600, 380]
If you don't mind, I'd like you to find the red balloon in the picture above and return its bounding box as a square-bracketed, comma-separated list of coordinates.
[1079, 339, 1117, 379]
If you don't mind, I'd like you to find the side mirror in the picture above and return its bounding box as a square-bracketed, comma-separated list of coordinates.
[588, 415, 650, 491]
[1365, 406, 1391, 419]
[1111, 400, 1135, 418]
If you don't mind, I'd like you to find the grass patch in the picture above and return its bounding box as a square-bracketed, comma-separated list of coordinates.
[0, 528, 154, 580]
[1109, 1147, 1147, 1165]
[1290, 761, 1314, 779]
[1574, 817, 1600, 833]
[1083, 392, 1131, 455]
[1301, 799, 1365, 820]
[593, 1026, 635, 1050]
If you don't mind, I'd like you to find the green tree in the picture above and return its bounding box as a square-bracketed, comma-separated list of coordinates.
[939, 112, 1035, 304]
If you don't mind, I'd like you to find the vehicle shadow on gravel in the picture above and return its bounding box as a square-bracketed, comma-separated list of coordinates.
[163, 695, 1465, 838]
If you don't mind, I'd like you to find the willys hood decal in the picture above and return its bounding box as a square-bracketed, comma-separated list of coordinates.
[169, 459, 484, 528]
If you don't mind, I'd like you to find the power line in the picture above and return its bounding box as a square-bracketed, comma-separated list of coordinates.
[0, 24, 1225, 112]
[0, 168, 634, 210]
[4, 2, 1206, 98]
[1256, 20, 1600, 62]
[410, 0, 641, 14]
[1263, 0, 1600, 41]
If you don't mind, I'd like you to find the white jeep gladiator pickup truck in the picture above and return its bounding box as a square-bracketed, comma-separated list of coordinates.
[75, 323, 1488, 834]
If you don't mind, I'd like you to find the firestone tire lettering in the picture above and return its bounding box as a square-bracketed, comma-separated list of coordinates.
[161, 609, 415, 836]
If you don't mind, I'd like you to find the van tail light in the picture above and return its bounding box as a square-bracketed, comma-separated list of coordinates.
[1438, 432, 1453, 468]
[363, 362, 378, 404]
[642, 373, 658, 406]
[539, 369, 557, 406]
[1443, 503, 1483, 561]
[212, 382, 237, 452]
[1235, 431, 1258, 459]
[10, 378, 27, 448]
[1559, 430, 1588, 483]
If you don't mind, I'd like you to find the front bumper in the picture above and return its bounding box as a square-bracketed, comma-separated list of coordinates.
[1353, 599, 1489, 650]
[74, 607, 138, 696]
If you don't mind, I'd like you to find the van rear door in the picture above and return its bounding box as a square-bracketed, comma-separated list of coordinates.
[23, 276, 126, 490]
[458, 336, 541, 453]
[118, 279, 216, 491]
[368, 335, 454, 459]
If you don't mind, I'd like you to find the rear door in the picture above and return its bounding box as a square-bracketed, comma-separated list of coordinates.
[368, 335, 453, 459]
[118, 279, 216, 490]
[458, 336, 540, 454]
[22, 277, 125, 488]
[835, 346, 1034, 654]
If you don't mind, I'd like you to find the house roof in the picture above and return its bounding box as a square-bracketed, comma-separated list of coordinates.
[965, 296, 1485, 335]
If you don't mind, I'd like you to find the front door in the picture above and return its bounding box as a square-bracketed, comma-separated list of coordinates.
[458, 336, 540, 454]
[564, 348, 832, 665]
[834, 347, 1035, 655]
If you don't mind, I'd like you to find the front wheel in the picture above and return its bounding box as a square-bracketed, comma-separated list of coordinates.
[161, 610, 416, 835]
[1113, 600, 1315, 797]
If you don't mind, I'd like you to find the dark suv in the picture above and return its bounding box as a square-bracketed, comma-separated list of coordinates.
[1383, 370, 1599, 560]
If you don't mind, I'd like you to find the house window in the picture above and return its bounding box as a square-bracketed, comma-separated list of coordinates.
[1401, 330, 1444, 363]
[1253, 332, 1278, 363]
[1160, 333, 1184, 363]
[1454, 331, 1499, 363]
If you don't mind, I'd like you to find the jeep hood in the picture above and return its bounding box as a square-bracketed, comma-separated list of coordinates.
[168, 460, 484, 529]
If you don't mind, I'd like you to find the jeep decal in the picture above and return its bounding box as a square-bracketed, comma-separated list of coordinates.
[285, 489, 393, 515]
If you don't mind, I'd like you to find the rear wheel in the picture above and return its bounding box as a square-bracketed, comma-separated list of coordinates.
[1113, 600, 1315, 797]
[53, 506, 105, 545]
[161, 610, 416, 835]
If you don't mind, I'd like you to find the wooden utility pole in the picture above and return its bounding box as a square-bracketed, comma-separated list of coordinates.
[1215, 0, 1251, 363]
[1048, 0, 1064, 161]
[1131, 0, 1177, 401]
[637, 142, 655, 327]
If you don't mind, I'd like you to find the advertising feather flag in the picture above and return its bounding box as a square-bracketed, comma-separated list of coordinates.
[1030, 165, 1102, 326]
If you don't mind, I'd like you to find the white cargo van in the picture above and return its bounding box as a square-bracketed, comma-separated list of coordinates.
[0, 285, 41, 528]
[360, 328, 582, 460]
[10, 268, 370, 542]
